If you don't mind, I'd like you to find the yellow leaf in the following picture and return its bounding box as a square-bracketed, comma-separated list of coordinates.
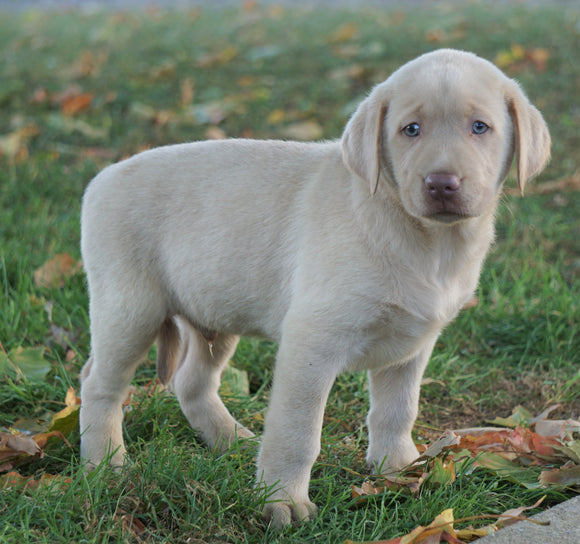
[279, 121, 323, 141]
[65, 386, 81, 408]
[327, 23, 358, 44]
[197, 45, 239, 68]
[495, 44, 526, 69]
[267, 109, 286, 125]
[0, 125, 39, 162]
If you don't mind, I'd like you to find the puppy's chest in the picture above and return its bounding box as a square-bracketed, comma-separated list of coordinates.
[348, 271, 474, 371]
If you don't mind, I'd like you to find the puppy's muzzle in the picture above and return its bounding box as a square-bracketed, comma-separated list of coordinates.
[424, 173, 465, 221]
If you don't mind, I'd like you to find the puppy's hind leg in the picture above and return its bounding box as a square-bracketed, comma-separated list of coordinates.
[168, 318, 254, 452]
[80, 288, 165, 469]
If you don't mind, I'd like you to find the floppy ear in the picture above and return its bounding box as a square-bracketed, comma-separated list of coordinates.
[342, 86, 389, 195]
[505, 80, 551, 195]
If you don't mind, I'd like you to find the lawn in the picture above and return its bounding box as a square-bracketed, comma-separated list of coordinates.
[0, 2, 579, 543]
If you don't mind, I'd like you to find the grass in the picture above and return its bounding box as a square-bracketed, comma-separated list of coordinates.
[0, 2, 579, 543]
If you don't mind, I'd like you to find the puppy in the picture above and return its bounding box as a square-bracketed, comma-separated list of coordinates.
[79, 49, 550, 527]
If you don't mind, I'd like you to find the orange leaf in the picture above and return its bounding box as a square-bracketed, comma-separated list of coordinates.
[0, 471, 72, 491]
[61, 93, 94, 115]
[33, 253, 83, 288]
[526, 48, 550, 72]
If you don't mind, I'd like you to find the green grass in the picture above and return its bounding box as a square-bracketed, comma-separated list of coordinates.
[1, 2, 579, 543]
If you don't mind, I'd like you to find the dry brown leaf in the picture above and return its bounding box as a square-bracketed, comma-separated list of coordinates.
[421, 430, 461, 458]
[68, 49, 108, 78]
[526, 48, 550, 72]
[0, 432, 42, 472]
[496, 496, 546, 528]
[180, 77, 195, 108]
[34, 253, 83, 288]
[535, 419, 580, 439]
[506, 171, 580, 196]
[539, 463, 580, 487]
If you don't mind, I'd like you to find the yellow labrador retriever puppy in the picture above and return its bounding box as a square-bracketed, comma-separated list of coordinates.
[80, 49, 550, 527]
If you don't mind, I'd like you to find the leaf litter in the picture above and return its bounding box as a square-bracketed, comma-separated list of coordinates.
[350, 405, 579, 542]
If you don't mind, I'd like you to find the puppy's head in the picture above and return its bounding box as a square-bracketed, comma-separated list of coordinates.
[342, 49, 551, 224]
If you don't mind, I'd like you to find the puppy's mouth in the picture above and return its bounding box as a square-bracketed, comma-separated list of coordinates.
[426, 211, 471, 224]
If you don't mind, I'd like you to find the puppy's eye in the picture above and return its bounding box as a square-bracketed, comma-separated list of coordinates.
[403, 123, 420, 137]
[472, 120, 489, 135]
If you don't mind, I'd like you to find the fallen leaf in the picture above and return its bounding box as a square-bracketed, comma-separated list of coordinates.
[488, 405, 534, 428]
[197, 45, 239, 68]
[67, 49, 108, 78]
[474, 451, 541, 488]
[496, 496, 547, 528]
[0, 346, 51, 381]
[399, 509, 461, 544]
[421, 429, 461, 458]
[0, 125, 39, 163]
[48, 323, 76, 350]
[494, 44, 526, 69]
[539, 463, 580, 487]
[46, 113, 109, 140]
[34, 253, 83, 288]
[205, 126, 227, 140]
[529, 171, 580, 194]
[180, 77, 195, 108]
[553, 440, 580, 464]
[0, 432, 42, 472]
[0, 471, 71, 491]
[279, 120, 323, 141]
[61, 92, 94, 116]
[327, 22, 358, 44]
[455, 496, 547, 540]
[526, 48, 550, 72]
[148, 59, 177, 81]
[535, 419, 580, 439]
[351, 479, 385, 501]
[267, 108, 286, 125]
[220, 364, 250, 397]
[48, 405, 80, 436]
[426, 458, 456, 487]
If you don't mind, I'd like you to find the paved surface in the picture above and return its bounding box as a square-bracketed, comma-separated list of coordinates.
[477, 495, 580, 544]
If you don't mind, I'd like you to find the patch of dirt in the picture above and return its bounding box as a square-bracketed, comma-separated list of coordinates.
[417, 373, 579, 441]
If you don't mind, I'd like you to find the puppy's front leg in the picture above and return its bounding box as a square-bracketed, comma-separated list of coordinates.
[366, 341, 435, 472]
[257, 340, 337, 528]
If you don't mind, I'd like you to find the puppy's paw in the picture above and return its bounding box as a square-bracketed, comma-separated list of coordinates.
[212, 425, 256, 454]
[262, 497, 317, 528]
[367, 438, 420, 473]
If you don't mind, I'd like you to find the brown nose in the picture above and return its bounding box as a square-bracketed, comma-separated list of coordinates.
[425, 173, 460, 200]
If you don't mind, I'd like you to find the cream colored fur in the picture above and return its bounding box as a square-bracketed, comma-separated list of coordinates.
[79, 49, 550, 528]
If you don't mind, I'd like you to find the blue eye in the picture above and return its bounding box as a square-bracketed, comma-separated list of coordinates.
[472, 120, 489, 134]
[403, 123, 420, 137]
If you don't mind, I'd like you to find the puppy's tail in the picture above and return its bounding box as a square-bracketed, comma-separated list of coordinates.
[157, 317, 182, 385]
